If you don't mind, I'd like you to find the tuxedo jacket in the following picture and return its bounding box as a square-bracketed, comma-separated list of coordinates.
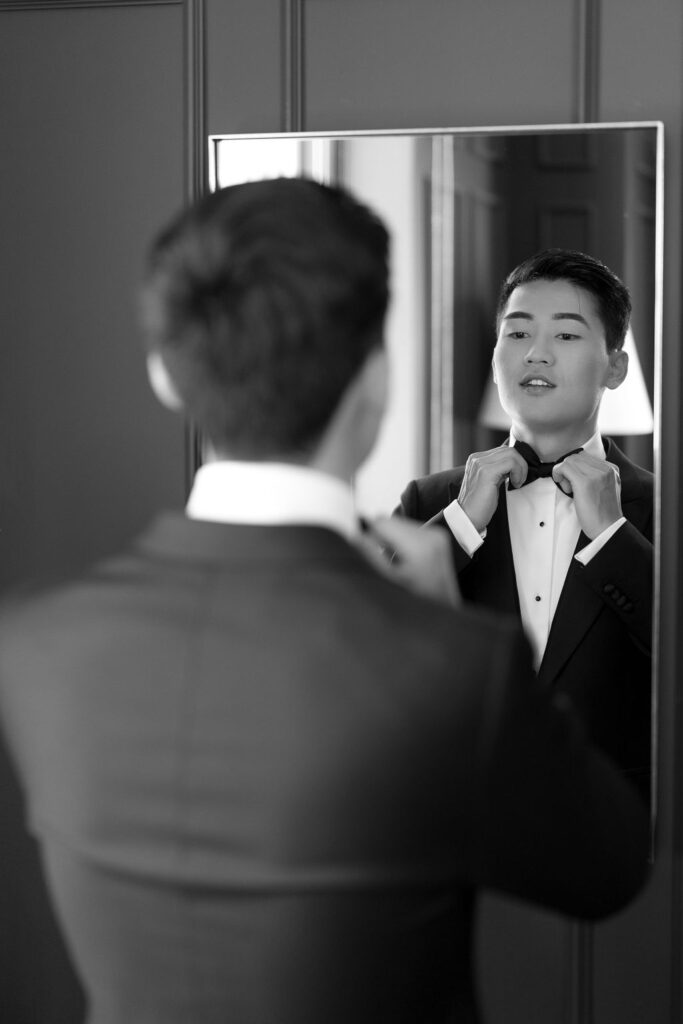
[398, 438, 653, 793]
[0, 512, 649, 1024]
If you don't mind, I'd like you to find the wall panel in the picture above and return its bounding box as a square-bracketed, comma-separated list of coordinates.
[0, 3, 187, 589]
[0, 3, 187, 1021]
[304, 0, 578, 129]
[205, 0, 283, 133]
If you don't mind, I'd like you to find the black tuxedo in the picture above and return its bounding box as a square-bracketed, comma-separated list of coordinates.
[0, 512, 649, 1023]
[398, 438, 653, 793]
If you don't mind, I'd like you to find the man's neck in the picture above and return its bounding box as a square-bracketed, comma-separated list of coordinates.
[510, 422, 599, 462]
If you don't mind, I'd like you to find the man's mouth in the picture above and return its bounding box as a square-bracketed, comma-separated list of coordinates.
[520, 376, 555, 389]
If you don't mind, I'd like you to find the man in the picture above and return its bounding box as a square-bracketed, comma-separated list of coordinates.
[0, 188, 648, 1024]
[398, 249, 653, 797]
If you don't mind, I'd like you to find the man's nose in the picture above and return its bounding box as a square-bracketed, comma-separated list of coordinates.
[524, 335, 554, 363]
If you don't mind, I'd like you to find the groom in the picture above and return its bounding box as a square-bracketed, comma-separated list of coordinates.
[399, 248, 653, 798]
[0, 196, 649, 1024]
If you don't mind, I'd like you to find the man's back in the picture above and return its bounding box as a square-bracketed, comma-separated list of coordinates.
[0, 513, 648, 1024]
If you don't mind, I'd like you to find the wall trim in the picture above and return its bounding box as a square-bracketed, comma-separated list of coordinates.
[576, 0, 601, 122]
[184, 0, 206, 204]
[183, 0, 206, 488]
[282, 0, 304, 131]
[0, 0, 180, 8]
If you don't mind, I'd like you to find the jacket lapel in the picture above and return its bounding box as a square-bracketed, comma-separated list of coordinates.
[537, 530, 602, 684]
[459, 490, 519, 617]
[537, 437, 651, 685]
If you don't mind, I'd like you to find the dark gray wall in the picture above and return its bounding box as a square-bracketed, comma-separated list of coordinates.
[0, 2, 188, 590]
[0, 3, 187, 1020]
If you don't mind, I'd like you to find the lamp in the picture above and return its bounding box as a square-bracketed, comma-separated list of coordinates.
[478, 327, 654, 435]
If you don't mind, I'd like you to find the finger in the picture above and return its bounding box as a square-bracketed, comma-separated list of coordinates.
[507, 459, 529, 489]
[480, 448, 528, 488]
[368, 518, 454, 579]
[362, 515, 443, 566]
[551, 464, 574, 496]
[362, 514, 420, 551]
[356, 531, 396, 575]
[359, 519, 405, 567]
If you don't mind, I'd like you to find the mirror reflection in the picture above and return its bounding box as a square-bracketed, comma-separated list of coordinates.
[210, 125, 660, 508]
[210, 121, 660, 778]
[209, 123, 662, 1019]
[210, 123, 660, 791]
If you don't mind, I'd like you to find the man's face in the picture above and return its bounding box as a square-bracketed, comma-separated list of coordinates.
[492, 278, 625, 438]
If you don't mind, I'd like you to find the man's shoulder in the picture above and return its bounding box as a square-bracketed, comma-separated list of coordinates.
[603, 435, 652, 477]
[0, 518, 170, 650]
[358, 571, 531, 716]
[602, 436, 654, 504]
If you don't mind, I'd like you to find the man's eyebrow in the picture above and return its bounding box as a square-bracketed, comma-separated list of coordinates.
[502, 310, 589, 326]
[551, 312, 589, 326]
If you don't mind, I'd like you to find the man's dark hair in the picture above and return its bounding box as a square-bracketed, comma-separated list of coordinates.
[141, 177, 390, 458]
[494, 248, 632, 352]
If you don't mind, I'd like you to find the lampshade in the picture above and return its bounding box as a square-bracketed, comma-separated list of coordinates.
[478, 327, 654, 435]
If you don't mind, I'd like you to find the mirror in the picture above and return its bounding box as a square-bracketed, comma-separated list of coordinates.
[209, 124, 662, 508]
[208, 123, 663, 1021]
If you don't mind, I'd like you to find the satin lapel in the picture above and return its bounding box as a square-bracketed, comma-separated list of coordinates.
[537, 531, 603, 685]
[459, 491, 520, 616]
[538, 438, 650, 685]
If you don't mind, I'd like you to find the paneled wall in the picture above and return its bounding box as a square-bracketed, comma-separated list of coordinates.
[0, 1, 681, 1022]
[0, 3, 189, 1020]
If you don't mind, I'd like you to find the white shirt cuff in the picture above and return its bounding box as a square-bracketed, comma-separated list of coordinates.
[443, 500, 486, 558]
[574, 517, 627, 565]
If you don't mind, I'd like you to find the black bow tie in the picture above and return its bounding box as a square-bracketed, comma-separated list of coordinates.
[511, 441, 583, 489]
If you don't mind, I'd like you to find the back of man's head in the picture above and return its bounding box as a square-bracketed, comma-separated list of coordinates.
[141, 177, 390, 459]
[495, 247, 632, 352]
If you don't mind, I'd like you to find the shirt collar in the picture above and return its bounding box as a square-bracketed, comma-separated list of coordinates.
[185, 461, 359, 541]
[509, 428, 606, 461]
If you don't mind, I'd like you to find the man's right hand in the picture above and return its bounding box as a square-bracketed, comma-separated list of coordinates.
[458, 445, 529, 531]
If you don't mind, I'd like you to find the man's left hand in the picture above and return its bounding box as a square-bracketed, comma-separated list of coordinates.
[358, 516, 461, 608]
[552, 452, 622, 540]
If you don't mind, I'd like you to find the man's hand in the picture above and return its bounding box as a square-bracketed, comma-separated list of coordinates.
[358, 516, 461, 608]
[552, 452, 622, 539]
[458, 446, 529, 531]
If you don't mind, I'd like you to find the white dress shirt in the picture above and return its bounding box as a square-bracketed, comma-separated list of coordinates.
[444, 431, 625, 669]
[186, 460, 359, 540]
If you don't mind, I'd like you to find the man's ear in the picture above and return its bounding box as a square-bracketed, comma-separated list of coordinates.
[146, 352, 184, 411]
[333, 342, 388, 468]
[605, 348, 629, 391]
[310, 341, 388, 480]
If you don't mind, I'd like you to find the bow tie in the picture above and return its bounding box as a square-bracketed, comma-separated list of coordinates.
[511, 441, 583, 489]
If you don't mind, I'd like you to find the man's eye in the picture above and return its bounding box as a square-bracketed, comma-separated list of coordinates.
[557, 332, 580, 341]
[507, 330, 529, 340]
